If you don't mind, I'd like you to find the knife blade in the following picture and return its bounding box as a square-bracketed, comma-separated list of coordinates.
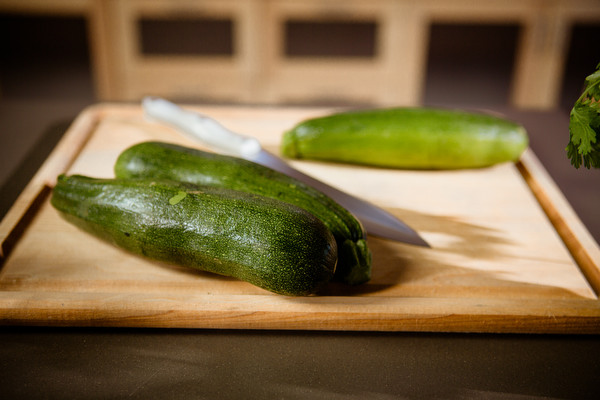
[141, 97, 429, 247]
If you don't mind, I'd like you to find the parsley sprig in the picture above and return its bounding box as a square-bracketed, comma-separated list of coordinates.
[567, 62, 600, 169]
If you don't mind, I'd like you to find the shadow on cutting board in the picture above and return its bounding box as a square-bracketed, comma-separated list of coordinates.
[322, 207, 591, 299]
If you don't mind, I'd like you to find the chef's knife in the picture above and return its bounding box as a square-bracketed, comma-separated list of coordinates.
[142, 97, 429, 247]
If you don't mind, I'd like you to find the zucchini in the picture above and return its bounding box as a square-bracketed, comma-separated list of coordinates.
[51, 174, 337, 296]
[281, 107, 529, 169]
[114, 141, 371, 285]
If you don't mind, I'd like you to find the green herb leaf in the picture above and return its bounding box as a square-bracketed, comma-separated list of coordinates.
[169, 190, 187, 205]
[567, 62, 600, 169]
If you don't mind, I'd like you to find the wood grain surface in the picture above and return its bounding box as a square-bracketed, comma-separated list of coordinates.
[1, 104, 599, 333]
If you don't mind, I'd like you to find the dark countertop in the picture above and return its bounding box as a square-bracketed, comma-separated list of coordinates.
[1, 327, 599, 399]
[1, 106, 599, 400]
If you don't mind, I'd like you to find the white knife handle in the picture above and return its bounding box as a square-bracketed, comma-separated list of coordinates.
[142, 97, 261, 158]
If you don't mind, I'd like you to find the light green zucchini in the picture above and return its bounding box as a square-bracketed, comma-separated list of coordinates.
[281, 107, 529, 169]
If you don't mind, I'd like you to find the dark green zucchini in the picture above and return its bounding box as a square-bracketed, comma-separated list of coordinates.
[114, 141, 371, 285]
[281, 107, 529, 169]
[51, 174, 337, 296]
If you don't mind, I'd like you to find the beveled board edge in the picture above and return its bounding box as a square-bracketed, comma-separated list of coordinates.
[516, 149, 600, 296]
[1, 291, 599, 334]
[1, 104, 106, 262]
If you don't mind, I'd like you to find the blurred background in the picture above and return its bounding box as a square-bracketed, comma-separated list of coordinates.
[1, 0, 599, 239]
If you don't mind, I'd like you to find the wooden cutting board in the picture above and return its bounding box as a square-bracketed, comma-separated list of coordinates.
[1, 104, 599, 333]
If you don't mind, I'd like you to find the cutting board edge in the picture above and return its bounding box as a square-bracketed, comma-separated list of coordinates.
[0, 104, 107, 262]
[1, 291, 599, 334]
[517, 148, 600, 296]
